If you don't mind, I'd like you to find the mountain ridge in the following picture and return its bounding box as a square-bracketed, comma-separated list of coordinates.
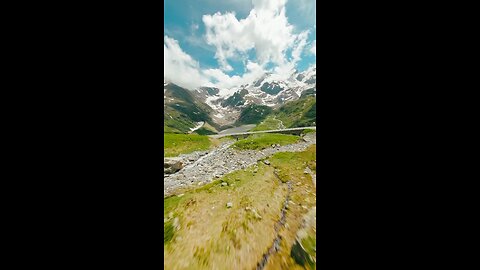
[164, 67, 316, 133]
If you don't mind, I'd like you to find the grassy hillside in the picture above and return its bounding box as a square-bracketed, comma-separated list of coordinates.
[164, 107, 198, 133]
[193, 122, 218, 135]
[231, 133, 300, 150]
[235, 104, 273, 125]
[164, 83, 219, 133]
[253, 96, 316, 130]
[250, 116, 284, 131]
[275, 96, 316, 127]
[164, 134, 212, 157]
[163, 145, 316, 269]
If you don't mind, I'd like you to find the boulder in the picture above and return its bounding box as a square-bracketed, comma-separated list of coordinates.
[164, 157, 183, 174]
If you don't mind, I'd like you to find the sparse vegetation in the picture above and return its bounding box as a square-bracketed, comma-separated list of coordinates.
[231, 133, 300, 150]
[302, 129, 316, 134]
[164, 83, 219, 133]
[236, 104, 273, 125]
[164, 133, 212, 157]
[194, 122, 218, 135]
[163, 145, 317, 269]
[251, 96, 316, 131]
[274, 96, 316, 128]
[251, 116, 284, 131]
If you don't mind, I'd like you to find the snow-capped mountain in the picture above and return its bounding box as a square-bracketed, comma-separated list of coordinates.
[164, 67, 316, 130]
[192, 67, 316, 125]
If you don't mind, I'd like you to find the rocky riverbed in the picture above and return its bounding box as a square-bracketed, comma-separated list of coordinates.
[164, 133, 316, 197]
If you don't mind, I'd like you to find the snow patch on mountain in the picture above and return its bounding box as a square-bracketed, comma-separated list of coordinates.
[164, 67, 316, 126]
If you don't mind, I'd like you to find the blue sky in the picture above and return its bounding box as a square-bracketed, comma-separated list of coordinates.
[164, 0, 316, 89]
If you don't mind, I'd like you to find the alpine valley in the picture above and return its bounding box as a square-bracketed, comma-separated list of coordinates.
[164, 66, 316, 134]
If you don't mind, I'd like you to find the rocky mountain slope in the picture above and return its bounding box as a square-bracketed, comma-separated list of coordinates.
[164, 66, 316, 133]
[164, 83, 220, 133]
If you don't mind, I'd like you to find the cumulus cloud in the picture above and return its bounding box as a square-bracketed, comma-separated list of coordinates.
[310, 40, 316, 55]
[164, 36, 212, 89]
[164, 35, 265, 90]
[202, 0, 308, 74]
[164, 0, 316, 90]
[204, 61, 265, 89]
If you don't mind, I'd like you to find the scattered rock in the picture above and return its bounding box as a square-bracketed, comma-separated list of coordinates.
[177, 193, 184, 198]
[221, 182, 228, 186]
[164, 133, 316, 197]
[164, 157, 184, 174]
[226, 202, 233, 208]
[245, 207, 251, 211]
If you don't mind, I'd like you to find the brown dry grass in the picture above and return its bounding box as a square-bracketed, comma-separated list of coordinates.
[164, 145, 317, 270]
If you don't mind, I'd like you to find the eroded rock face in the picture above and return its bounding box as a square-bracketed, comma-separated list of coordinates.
[164, 157, 184, 174]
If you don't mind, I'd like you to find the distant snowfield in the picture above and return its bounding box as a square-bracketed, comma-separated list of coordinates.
[164, 67, 316, 127]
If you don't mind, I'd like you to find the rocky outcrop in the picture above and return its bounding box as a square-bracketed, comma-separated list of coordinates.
[164, 157, 184, 174]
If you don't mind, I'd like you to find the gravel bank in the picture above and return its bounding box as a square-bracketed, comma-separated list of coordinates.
[164, 133, 316, 197]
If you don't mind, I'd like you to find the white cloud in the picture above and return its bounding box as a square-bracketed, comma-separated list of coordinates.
[164, 0, 316, 90]
[310, 40, 316, 56]
[164, 36, 212, 89]
[204, 61, 265, 89]
[164, 36, 265, 90]
[202, 0, 307, 73]
[292, 31, 309, 64]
